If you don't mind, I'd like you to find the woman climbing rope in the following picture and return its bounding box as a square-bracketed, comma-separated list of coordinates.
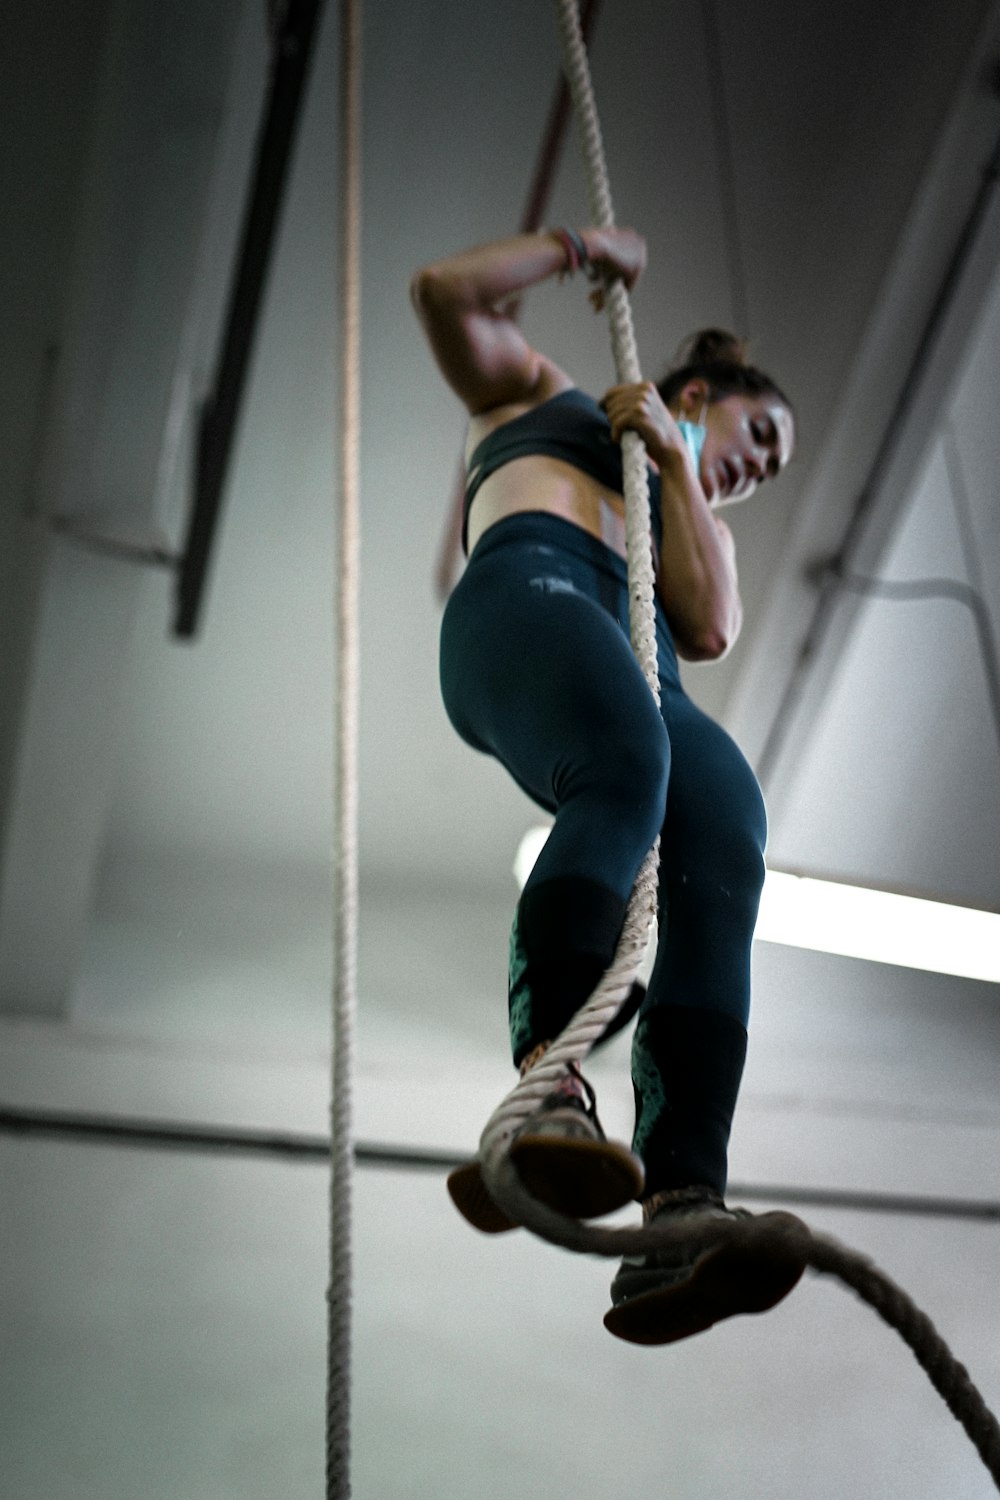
[410, 225, 798, 1344]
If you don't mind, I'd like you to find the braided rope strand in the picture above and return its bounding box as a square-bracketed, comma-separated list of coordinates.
[327, 0, 362, 1494]
[479, 1163, 1000, 1489]
[555, 0, 658, 695]
[805, 1234, 1000, 1481]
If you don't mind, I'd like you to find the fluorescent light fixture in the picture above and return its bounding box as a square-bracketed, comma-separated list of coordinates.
[756, 870, 1000, 983]
[514, 826, 1000, 983]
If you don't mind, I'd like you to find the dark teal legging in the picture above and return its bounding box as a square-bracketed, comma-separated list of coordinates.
[440, 511, 766, 1030]
[441, 513, 767, 1195]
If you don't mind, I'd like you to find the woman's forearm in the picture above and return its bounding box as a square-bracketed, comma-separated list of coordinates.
[654, 450, 743, 661]
[410, 231, 572, 312]
[410, 226, 646, 313]
[601, 382, 743, 660]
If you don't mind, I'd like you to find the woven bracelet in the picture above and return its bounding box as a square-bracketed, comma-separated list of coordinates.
[552, 226, 596, 280]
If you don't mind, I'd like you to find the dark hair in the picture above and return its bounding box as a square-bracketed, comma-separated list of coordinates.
[656, 328, 792, 412]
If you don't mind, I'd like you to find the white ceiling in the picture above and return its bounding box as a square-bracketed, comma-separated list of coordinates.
[2, 3, 1000, 1497]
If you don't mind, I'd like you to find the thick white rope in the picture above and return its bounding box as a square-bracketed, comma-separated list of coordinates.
[477, 0, 660, 1194]
[327, 0, 361, 1495]
[476, 4, 1000, 1488]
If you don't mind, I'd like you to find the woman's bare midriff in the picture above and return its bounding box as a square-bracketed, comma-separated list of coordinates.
[466, 453, 629, 558]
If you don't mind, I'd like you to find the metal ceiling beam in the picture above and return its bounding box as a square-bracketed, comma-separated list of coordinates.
[174, 0, 326, 639]
[757, 118, 1000, 792]
[3, 1102, 998, 1224]
[725, 12, 1000, 823]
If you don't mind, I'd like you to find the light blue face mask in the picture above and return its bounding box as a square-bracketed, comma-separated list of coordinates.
[677, 418, 706, 474]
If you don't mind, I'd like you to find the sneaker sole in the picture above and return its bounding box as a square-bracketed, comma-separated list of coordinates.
[509, 1132, 644, 1221]
[447, 1135, 644, 1235]
[604, 1211, 808, 1346]
[446, 1162, 518, 1235]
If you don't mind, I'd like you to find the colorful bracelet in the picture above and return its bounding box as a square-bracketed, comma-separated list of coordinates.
[552, 227, 595, 279]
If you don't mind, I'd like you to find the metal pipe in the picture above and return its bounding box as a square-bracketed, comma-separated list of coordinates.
[3, 1103, 998, 1223]
[757, 121, 1000, 790]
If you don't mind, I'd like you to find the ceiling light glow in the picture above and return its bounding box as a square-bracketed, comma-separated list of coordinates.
[514, 827, 1000, 984]
[755, 870, 1000, 983]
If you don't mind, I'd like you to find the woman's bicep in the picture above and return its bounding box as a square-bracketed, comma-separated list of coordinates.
[411, 273, 544, 413]
[433, 311, 542, 413]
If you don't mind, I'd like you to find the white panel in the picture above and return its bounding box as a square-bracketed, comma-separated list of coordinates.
[769, 261, 1000, 906]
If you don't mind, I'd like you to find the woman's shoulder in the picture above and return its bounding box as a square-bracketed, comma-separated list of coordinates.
[465, 360, 577, 456]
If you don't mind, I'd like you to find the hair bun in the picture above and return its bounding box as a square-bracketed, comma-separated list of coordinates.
[657, 327, 789, 411]
[673, 327, 748, 369]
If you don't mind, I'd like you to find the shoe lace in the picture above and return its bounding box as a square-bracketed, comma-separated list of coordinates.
[518, 1045, 605, 1136]
[644, 1184, 728, 1222]
[539, 1061, 605, 1135]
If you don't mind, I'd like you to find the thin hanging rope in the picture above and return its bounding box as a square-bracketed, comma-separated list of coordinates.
[700, 0, 751, 337]
[475, 4, 1000, 1488]
[327, 0, 361, 1495]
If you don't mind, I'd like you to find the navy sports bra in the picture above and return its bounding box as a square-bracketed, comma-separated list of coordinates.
[462, 387, 663, 555]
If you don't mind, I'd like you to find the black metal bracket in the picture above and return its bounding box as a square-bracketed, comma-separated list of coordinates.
[173, 0, 326, 639]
